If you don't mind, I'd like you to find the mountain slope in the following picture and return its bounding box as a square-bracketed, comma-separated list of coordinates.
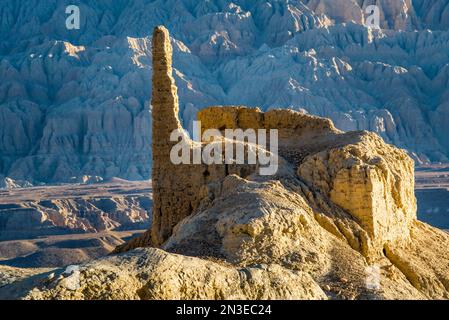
[1, 0, 449, 185]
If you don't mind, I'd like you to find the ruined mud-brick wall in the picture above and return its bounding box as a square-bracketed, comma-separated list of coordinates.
[117, 26, 415, 255]
[114, 27, 257, 251]
[198, 106, 341, 167]
[149, 26, 342, 247]
[151, 26, 215, 246]
[149, 27, 262, 247]
[199, 106, 417, 254]
[117, 26, 341, 251]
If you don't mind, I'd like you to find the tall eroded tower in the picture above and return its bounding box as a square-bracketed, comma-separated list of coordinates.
[151, 26, 191, 246]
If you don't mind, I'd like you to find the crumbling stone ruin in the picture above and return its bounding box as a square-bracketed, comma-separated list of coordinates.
[117, 26, 416, 256]
[138, 26, 263, 247]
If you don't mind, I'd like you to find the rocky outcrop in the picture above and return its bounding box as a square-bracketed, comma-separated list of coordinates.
[114, 25, 448, 299]
[3, 25, 449, 301]
[18, 248, 327, 300]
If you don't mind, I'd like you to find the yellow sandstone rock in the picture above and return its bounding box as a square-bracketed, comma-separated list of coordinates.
[23, 248, 327, 300]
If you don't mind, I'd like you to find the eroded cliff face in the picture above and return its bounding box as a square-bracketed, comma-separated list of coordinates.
[6, 26, 449, 301]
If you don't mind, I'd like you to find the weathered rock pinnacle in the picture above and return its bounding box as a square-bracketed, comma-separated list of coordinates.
[151, 26, 188, 246]
[9, 25, 449, 301]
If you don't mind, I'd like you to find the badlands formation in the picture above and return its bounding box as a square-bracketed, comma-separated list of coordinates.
[2, 0, 449, 187]
[2, 26, 447, 300]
